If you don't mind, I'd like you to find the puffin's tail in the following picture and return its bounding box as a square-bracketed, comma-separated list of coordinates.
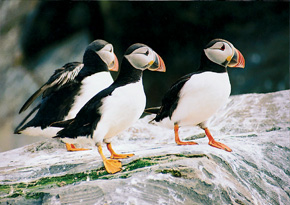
[19, 85, 48, 114]
[51, 119, 74, 138]
[144, 106, 161, 114]
[144, 106, 161, 123]
[14, 103, 41, 134]
[50, 119, 74, 128]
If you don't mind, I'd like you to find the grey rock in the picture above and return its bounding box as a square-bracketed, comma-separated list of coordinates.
[0, 90, 289, 204]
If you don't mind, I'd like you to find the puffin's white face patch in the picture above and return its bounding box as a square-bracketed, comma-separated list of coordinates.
[97, 44, 115, 67]
[204, 42, 234, 67]
[125, 47, 156, 70]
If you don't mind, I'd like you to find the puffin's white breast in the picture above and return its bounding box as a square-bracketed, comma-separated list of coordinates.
[172, 72, 231, 126]
[65, 72, 113, 120]
[93, 80, 146, 144]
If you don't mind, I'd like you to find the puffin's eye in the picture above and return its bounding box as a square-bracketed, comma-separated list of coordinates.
[220, 45, 225, 51]
[145, 50, 149, 56]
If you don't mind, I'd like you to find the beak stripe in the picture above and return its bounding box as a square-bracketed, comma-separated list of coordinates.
[235, 50, 245, 68]
[148, 54, 166, 72]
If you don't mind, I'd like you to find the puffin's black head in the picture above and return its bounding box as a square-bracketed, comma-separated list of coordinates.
[83, 39, 119, 72]
[203, 39, 245, 69]
[114, 43, 166, 84]
[124, 43, 166, 72]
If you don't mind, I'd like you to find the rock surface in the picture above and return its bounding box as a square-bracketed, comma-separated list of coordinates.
[0, 90, 289, 204]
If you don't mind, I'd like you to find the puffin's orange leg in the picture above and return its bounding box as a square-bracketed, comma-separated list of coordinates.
[174, 123, 198, 145]
[65, 143, 90, 151]
[107, 143, 135, 159]
[204, 128, 232, 152]
[98, 145, 122, 174]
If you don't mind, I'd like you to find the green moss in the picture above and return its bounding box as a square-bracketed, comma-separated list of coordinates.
[88, 169, 108, 180]
[119, 173, 132, 179]
[175, 153, 208, 158]
[8, 192, 23, 198]
[24, 169, 107, 190]
[0, 184, 10, 194]
[0, 169, 110, 199]
[99, 174, 115, 180]
[235, 199, 246, 205]
[25, 192, 45, 199]
[143, 155, 170, 161]
[157, 169, 182, 177]
[236, 134, 258, 138]
[16, 183, 28, 189]
[266, 127, 281, 132]
[123, 159, 157, 172]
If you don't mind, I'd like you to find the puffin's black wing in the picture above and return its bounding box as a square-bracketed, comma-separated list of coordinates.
[154, 73, 194, 122]
[19, 62, 84, 113]
[53, 85, 117, 139]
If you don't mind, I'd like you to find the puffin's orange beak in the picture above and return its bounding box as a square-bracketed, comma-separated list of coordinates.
[108, 54, 119, 72]
[228, 48, 245, 68]
[148, 54, 166, 72]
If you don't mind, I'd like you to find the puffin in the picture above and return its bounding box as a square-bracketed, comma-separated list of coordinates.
[14, 39, 119, 151]
[145, 39, 245, 152]
[51, 43, 166, 174]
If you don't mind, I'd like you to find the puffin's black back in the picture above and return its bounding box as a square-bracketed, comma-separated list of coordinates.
[154, 73, 194, 122]
[20, 81, 81, 130]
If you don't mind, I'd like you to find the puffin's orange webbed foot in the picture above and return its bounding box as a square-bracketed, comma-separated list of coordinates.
[66, 143, 90, 151]
[107, 143, 135, 159]
[204, 128, 232, 152]
[103, 159, 122, 174]
[110, 153, 135, 159]
[175, 139, 198, 146]
[208, 140, 232, 152]
[174, 123, 198, 146]
[98, 144, 122, 174]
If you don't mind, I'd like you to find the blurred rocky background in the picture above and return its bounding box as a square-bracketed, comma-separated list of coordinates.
[0, 1, 289, 152]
